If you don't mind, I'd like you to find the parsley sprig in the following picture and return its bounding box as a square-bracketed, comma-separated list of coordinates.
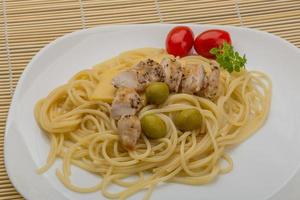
[210, 42, 247, 73]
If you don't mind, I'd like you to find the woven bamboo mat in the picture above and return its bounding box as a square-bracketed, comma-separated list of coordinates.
[0, 0, 299, 199]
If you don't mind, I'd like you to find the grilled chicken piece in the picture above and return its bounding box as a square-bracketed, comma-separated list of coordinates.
[112, 59, 164, 91]
[181, 64, 206, 94]
[111, 87, 143, 119]
[201, 60, 220, 99]
[112, 71, 139, 89]
[112, 57, 219, 100]
[117, 115, 141, 150]
[133, 59, 165, 91]
[160, 57, 183, 92]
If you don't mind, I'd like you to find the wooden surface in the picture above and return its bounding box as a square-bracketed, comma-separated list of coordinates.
[0, 0, 299, 199]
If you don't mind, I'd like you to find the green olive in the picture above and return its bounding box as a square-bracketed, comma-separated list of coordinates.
[141, 114, 167, 139]
[174, 109, 202, 131]
[145, 82, 169, 105]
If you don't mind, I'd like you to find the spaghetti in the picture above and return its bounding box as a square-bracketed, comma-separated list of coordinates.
[34, 48, 271, 199]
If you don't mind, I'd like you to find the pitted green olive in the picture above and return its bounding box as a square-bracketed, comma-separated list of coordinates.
[174, 109, 202, 131]
[141, 114, 167, 139]
[145, 82, 169, 105]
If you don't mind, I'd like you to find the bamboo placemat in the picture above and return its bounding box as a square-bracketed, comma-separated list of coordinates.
[0, 0, 299, 199]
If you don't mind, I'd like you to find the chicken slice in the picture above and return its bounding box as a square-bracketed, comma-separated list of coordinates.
[201, 60, 220, 99]
[133, 59, 165, 91]
[112, 70, 139, 89]
[160, 57, 183, 92]
[111, 87, 143, 119]
[117, 115, 141, 150]
[181, 64, 206, 94]
[112, 59, 164, 91]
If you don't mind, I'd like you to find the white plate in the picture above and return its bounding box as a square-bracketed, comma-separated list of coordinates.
[4, 24, 300, 200]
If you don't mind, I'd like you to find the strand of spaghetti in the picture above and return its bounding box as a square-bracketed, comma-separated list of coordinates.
[143, 183, 157, 200]
[63, 133, 99, 176]
[129, 135, 152, 160]
[101, 140, 139, 166]
[219, 154, 233, 174]
[120, 167, 182, 200]
[56, 170, 103, 193]
[57, 133, 64, 155]
[36, 133, 57, 174]
[171, 165, 220, 185]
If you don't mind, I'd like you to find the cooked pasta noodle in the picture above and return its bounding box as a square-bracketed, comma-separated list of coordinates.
[34, 48, 271, 199]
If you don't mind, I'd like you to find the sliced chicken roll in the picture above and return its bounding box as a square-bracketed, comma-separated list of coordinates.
[111, 87, 143, 120]
[200, 60, 220, 99]
[112, 59, 164, 92]
[117, 115, 141, 151]
[160, 57, 183, 92]
[181, 64, 206, 94]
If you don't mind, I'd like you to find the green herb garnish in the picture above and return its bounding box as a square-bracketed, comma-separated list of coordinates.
[210, 42, 247, 73]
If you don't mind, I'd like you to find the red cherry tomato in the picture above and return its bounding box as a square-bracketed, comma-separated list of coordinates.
[194, 29, 231, 59]
[166, 26, 194, 57]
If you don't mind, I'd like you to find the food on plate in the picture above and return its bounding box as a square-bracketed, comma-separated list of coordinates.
[210, 41, 246, 73]
[145, 82, 169, 105]
[174, 109, 202, 131]
[160, 57, 183, 92]
[165, 26, 194, 57]
[141, 114, 167, 139]
[34, 27, 271, 200]
[194, 29, 232, 58]
[111, 87, 143, 119]
[117, 115, 141, 151]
